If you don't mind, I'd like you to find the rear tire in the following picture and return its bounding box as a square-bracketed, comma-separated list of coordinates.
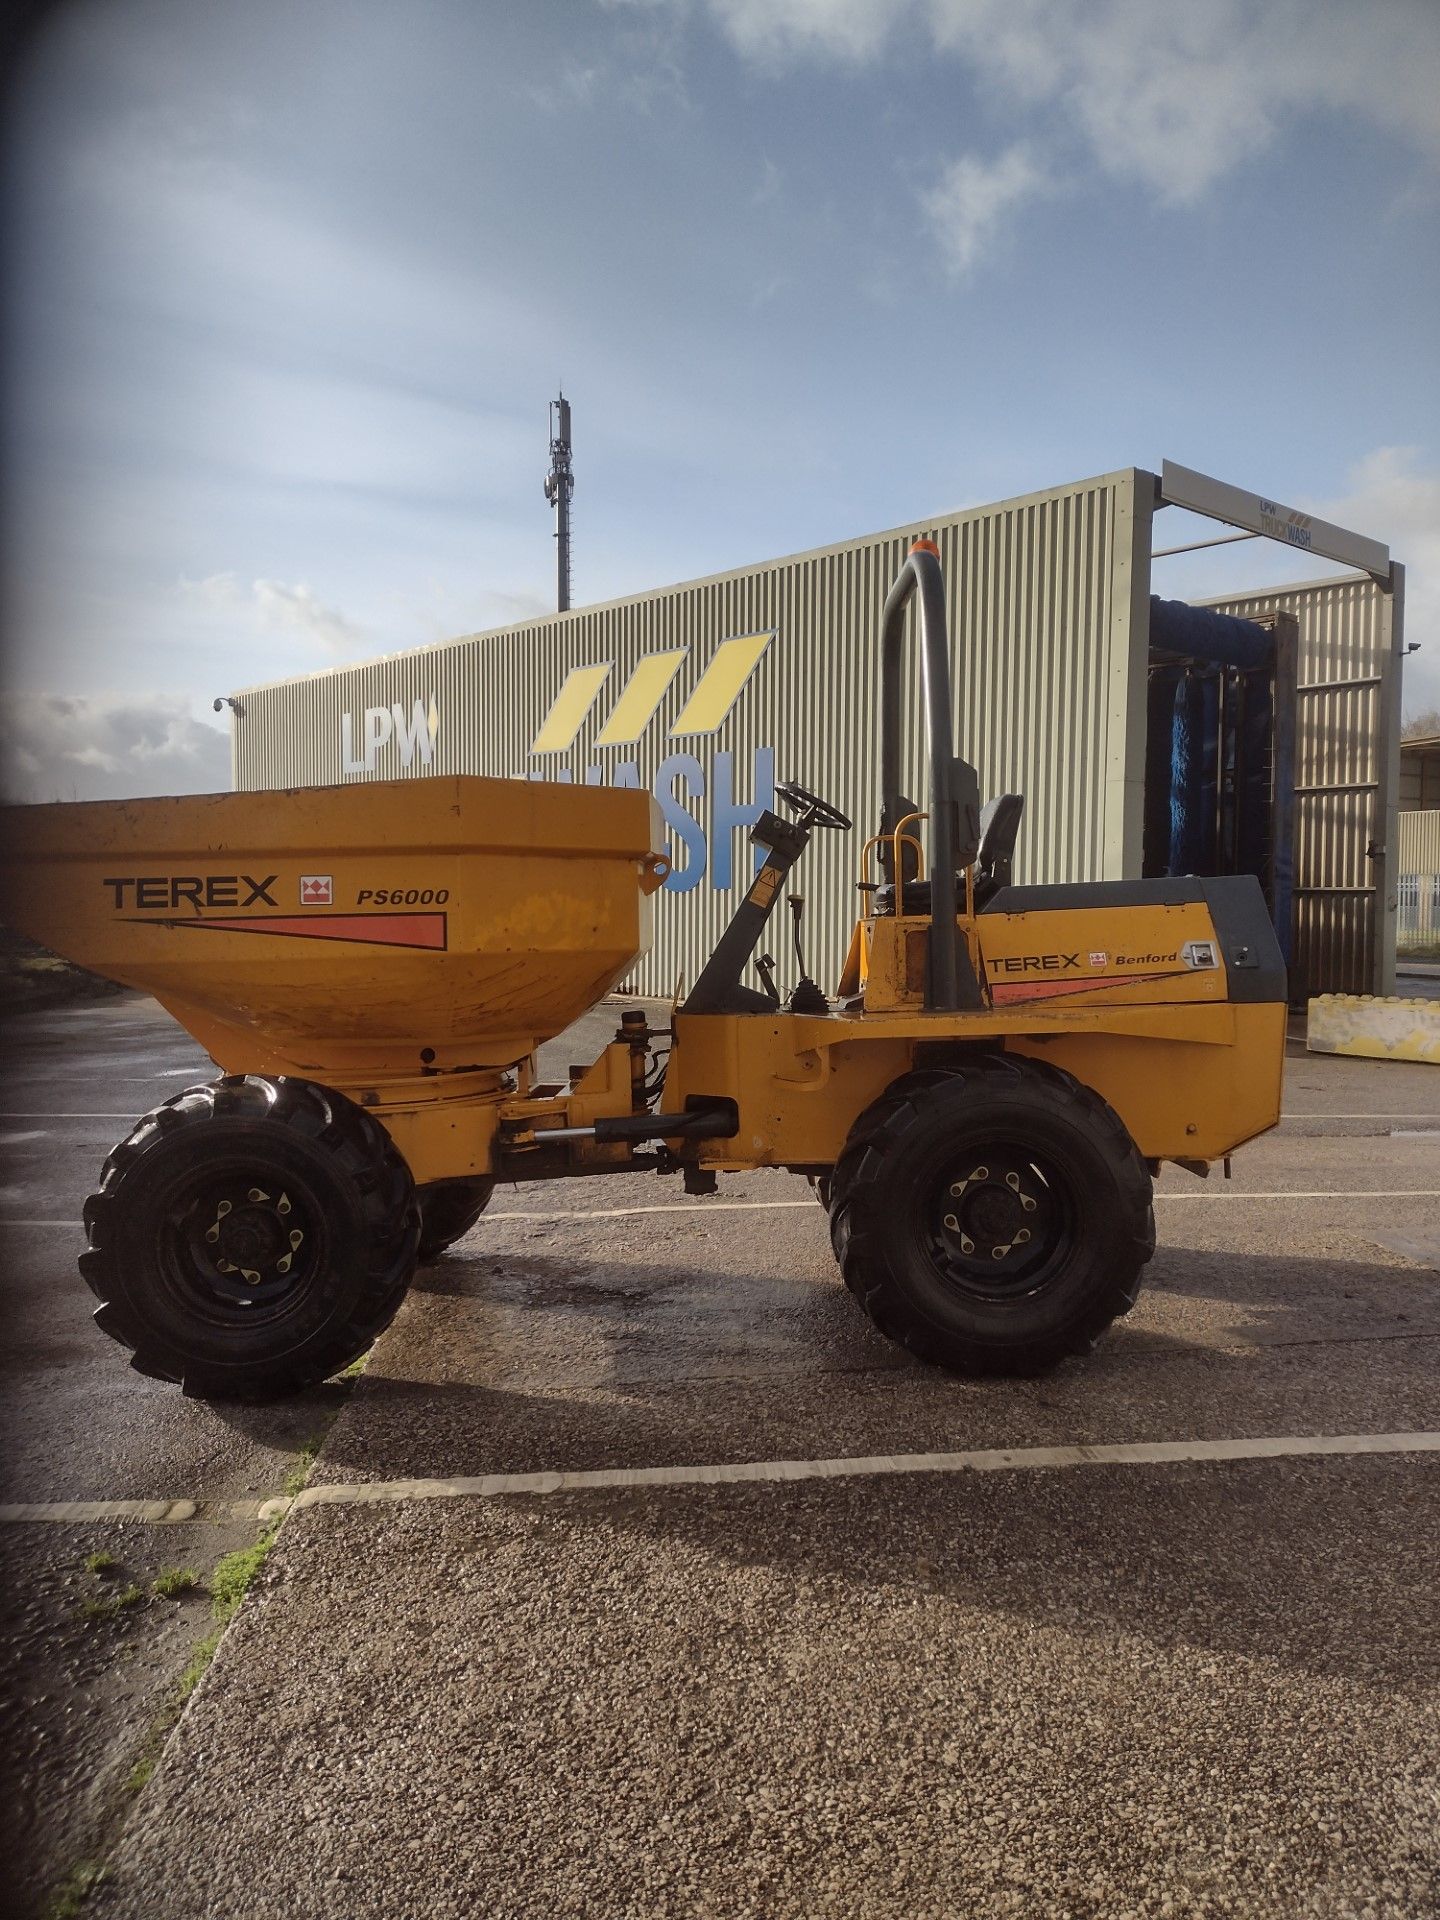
[829, 1057, 1153, 1375]
[416, 1178, 495, 1262]
[80, 1076, 420, 1401]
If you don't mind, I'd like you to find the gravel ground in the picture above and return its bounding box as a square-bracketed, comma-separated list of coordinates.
[0, 997, 352, 1917]
[94, 1459, 1439, 1919]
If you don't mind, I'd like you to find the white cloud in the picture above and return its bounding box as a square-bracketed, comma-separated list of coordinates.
[250, 579, 367, 652]
[180, 573, 367, 654]
[920, 144, 1046, 275]
[1310, 448, 1440, 721]
[404, 581, 554, 641]
[699, 0, 1440, 203]
[0, 693, 231, 804]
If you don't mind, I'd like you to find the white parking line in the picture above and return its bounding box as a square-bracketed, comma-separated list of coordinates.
[3, 1430, 1436, 1527]
[488, 1191, 1440, 1220]
[1154, 1188, 1440, 1202]
[494, 1200, 816, 1220]
[3, 1189, 1440, 1233]
[281, 1430, 1440, 1512]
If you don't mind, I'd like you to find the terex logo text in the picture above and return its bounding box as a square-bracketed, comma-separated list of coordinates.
[528, 633, 775, 894]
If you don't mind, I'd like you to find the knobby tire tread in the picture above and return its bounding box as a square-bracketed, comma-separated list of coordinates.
[829, 1057, 1154, 1374]
[80, 1075, 419, 1399]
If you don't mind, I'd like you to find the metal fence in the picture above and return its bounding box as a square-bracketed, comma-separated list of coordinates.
[1397, 875, 1440, 957]
[1398, 810, 1440, 958]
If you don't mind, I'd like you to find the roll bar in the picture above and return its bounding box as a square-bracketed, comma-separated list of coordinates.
[879, 541, 982, 1011]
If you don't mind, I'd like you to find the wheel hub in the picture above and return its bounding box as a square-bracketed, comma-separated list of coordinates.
[942, 1162, 1040, 1262]
[200, 1188, 305, 1286]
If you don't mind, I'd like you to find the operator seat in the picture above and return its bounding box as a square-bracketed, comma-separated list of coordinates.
[872, 792, 1024, 915]
[973, 792, 1023, 905]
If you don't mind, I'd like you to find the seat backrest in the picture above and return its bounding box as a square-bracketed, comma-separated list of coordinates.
[977, 793, 1024, 887]
[872, 793, 1025, 915]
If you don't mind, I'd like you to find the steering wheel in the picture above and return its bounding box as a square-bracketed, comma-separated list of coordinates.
[775, 779, 851, 832]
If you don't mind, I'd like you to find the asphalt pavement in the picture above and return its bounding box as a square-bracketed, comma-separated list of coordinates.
[2, 994, 1438, 1918]
[1, 997, 351, 1916]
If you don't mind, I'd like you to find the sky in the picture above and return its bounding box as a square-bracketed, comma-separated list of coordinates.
[2, 0, 1438, 802]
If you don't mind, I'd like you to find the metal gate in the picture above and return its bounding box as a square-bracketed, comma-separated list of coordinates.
[1203, 573, 1404, 997]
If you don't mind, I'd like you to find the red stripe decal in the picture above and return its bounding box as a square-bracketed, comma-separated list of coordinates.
[130, 914, 448, 951]
[989, 972, 1169, 1004]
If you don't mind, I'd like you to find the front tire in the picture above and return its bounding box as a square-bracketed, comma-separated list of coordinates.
[80, 1076, 420, 1401]
[829, 1057, 1153, 1375]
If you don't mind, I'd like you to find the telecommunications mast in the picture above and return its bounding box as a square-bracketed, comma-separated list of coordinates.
[542, 392, 574, 612]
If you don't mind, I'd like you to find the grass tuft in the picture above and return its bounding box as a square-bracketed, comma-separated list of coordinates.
[177, 1629, 222, 1704]
[161, 1425, 329, 1714]
[281, 1435, 323, 1500]
[44, 1861, 107, 1917]
[84, 1551, 118, 1576]
[152, 1566, 199, 1600]
[124, 1752, 158, 1795]
[209, 1531, 277, 1626]
[79, 1583, 144, 1623]
[173, 1508, 285, 1702]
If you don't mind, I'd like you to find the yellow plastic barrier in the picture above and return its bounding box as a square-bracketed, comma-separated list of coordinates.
[1307, 993, 1440, 1065]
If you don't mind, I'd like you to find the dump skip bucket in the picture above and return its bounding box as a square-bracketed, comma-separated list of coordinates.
[0, 776, 668, 1077]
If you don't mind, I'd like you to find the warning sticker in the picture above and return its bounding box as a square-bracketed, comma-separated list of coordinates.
[748, 866, 783, 910]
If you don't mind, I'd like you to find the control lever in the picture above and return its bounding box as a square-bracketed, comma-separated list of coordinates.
[754, 953, 781, 1005]
[785, 895, 829, 1015]
[788, 895, 807, 978]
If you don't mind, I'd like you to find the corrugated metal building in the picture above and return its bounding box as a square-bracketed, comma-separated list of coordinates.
[229, 463, 1404, 999]
[1400, 734, 1440, 811]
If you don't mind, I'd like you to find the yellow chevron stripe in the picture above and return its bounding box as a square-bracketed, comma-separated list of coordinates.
[529, 662, 611, 754]
[594, 650, 688, 746]
[670, 632, 772, 735]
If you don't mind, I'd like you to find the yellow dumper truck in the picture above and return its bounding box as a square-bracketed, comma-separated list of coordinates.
[0, 546, 1286, 1399]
